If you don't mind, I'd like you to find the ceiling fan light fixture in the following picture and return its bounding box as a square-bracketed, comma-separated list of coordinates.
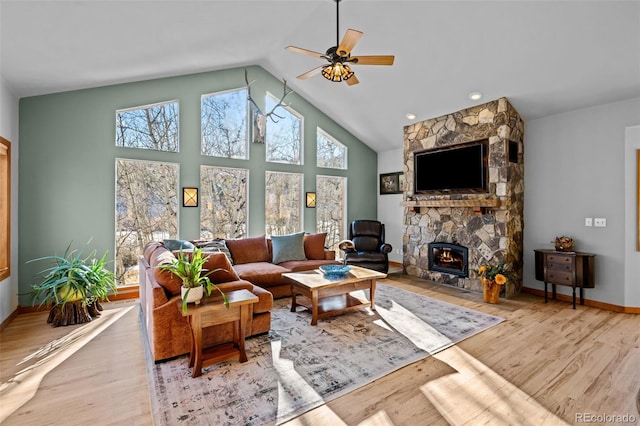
[321, 63, 354, 82]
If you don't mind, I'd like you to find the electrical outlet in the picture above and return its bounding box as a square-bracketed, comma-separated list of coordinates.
[585, 218, 593, 227]
[594, 218, 607, 227]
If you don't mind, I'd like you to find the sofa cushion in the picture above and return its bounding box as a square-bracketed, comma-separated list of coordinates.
[149, 248, 183, 296]
[271, 231, 306, 264]
[226, 235, 270, 264]
[304, 232, 327, 260]
[232, 262, 290, 287]
[163, 239, 195, 251]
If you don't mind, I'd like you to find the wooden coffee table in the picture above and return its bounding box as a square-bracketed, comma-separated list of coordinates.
[180, 289, 258, 377]
[283, 266, 387, 325]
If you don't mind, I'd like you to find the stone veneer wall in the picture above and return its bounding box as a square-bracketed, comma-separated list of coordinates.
[403, 97, 524, 297]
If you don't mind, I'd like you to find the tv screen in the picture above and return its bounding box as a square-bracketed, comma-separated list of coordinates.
[414, 141, 488, 193]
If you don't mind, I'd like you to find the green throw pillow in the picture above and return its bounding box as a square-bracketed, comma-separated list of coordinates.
[271, 232, 307, 264]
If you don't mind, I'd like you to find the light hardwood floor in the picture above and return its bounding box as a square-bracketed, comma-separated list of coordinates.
[1, 274, 639, 425]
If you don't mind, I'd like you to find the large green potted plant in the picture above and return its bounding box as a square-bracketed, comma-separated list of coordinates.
[28, 242, 118, 327]
[157, 248, 228, 313]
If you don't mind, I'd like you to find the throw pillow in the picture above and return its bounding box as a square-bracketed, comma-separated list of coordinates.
[304, 232, 327, 260]
[203, 252, 240, 283]
[150, 249, 183, 296]
[271, 232, 307, 264]
[199, 238, 233, 264]
[162, 239, 195, 251]
[225, 235, 270, 265]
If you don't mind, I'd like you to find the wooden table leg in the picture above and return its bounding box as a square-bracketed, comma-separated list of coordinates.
[191, 311, 203, 378]
[544, 282, 548, 303]
[311, 290, 319, 326]
[239, 305, 249, 363]
[290, 284, 297, 312]
[369, 280, 377, 311]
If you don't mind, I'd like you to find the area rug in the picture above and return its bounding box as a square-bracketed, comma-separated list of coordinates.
[148, 283, 503, 426]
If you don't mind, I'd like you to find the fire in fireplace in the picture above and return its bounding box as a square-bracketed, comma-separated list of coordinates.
[428, 242, 469, 277]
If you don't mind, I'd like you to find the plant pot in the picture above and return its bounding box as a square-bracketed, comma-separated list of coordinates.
[555, 245, 574, 252]
[481, 278, 501, 304]
[181, 285, 204, 305]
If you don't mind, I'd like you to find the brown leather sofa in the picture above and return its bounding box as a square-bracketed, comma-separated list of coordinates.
[139, 242, 274, 362]
[139, 233, 338, 361]
[224, 233, 339, 298]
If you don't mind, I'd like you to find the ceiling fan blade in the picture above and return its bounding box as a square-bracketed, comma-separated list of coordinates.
[286, 46, 328, 59]
[337, 29, 363, 56]
[351, 55, 395, 66]
[296, 65, 325, 80]
[345, 74, 359, 86]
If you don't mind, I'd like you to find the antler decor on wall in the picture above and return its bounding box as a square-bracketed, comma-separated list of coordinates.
[244, 69, 294, 144]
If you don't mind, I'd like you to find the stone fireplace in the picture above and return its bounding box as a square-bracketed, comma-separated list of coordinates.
[402, 97, 524, 297]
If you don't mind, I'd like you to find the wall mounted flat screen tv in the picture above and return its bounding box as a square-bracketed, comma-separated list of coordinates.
[414, 140, 488, 193]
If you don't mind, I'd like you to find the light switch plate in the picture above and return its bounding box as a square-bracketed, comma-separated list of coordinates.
[594, 218, 606, 227]
[585, 218, 593, 227]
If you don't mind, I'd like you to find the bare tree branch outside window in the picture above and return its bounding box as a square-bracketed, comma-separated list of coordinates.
[200, 166, 248, 239]
[201, 88, 248, 159]
[317, 175, 346, 251]
[265, 93, 302, 165]
[317, 128, 347, 169]
[116, 101, 179, 152]
[265, 171, 302, 235]
[115, 159, 178, 285]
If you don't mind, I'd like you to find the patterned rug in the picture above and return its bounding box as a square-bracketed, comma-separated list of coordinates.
[148, 283, 503, 425]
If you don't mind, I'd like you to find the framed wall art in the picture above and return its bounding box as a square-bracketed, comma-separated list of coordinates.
[380, 172, 403, 195]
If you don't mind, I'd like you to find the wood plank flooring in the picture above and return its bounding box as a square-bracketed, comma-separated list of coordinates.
[1, 274, 638, 425]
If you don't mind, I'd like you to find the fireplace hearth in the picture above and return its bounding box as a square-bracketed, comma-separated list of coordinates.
[428, 242, 468, 277]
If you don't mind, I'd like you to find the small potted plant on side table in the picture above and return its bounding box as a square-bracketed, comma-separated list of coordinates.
[157, 247, 228, 314]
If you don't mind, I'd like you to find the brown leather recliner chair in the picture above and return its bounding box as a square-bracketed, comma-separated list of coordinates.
[343, 220, 392, 273]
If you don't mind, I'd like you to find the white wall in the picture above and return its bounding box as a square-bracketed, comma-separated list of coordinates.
[625, 126, 640, 307]
[524, 97, 640, 307]
[377, 148, 404, 263]
[0, 74, 19, 324]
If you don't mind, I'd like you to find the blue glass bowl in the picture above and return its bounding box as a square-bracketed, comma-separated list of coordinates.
[319, 264, 351, 277]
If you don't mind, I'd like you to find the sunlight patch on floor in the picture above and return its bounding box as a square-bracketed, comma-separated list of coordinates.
[0, 306, 134, 423]
[422, 346, 569, 426]
[374, 299, 454, 353]
[270, 338, 324, 422]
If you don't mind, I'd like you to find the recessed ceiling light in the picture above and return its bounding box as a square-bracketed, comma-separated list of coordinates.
[469, 92, 483, 101]
[406, 113, 416, 120]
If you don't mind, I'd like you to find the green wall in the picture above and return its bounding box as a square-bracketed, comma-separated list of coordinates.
[18, 65, 377, 305]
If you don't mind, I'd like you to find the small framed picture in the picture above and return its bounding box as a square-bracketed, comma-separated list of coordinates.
[380, 172, 403, 195]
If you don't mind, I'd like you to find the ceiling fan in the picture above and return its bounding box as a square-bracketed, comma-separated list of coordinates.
[286, 0, 394, 86]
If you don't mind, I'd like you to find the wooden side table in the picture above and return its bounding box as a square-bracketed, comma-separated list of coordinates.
[534, 249, 595, 309]
[180, 289, 258, 377]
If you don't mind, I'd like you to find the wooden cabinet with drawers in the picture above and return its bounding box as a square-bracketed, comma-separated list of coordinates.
[534, 249, 595, 309]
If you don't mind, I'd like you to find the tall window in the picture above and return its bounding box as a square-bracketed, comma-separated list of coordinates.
[317, 175, 347, 251]
[200, 166, 248, 239]
[317, 128, 347, 169]
[265, 93, 302, 164]
[0, 137, 10, 281]
[116, 101, 179, 152]
[201, 88, 248, 159]
[265, 171, 302, 235]
[115, 159, 178, 285]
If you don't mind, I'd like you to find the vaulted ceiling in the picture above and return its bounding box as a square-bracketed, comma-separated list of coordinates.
[2, 0, 639, 152]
